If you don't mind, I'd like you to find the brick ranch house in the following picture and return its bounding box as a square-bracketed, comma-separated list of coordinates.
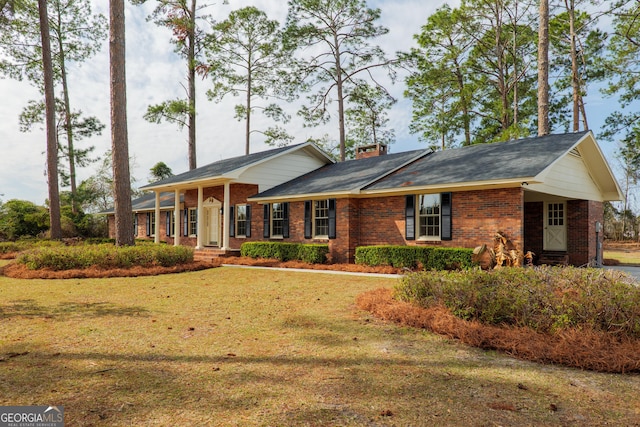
[106, 131, 622, 266]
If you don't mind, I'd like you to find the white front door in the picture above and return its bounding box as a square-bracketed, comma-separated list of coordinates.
[544, 201, 567, 251]
[205, 206, 220, 246]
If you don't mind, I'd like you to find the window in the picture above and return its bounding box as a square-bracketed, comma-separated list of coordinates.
[236, 205, 247, 237]
[271, 203, 284, 237]
[133, 214, 138, 237]
[188, 208, 197, 236]
[166, 212, 175, 236]
[547, 203, 564, 226]
[418, 194, 441, 239]
[146, 211, 156, 237]
[314, 199, 329, 237]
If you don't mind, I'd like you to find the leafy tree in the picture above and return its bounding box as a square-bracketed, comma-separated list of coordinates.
[19, 98, 103, 188]
[600, 1, 640, 151]
[0, 0, 107, 212]
[548, 2, 606, 132]
[345, 83, 395, 150]
[462, 0, 539, 143]
[404, 5, 475, 148]
[204, 6, 293, 154]
[0, 199, 49, 240]
[284, 0, 396, 161]
[149, 161, 174, 181]
[136, 0, 221, 170]
[110, 0, 135, 246]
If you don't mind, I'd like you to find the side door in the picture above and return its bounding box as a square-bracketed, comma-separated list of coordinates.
[544, 201, 567, 251]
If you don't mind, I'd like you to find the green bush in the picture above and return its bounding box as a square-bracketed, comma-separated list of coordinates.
[395, 266, 640, 338]
[240, 242, 328, 264]
[355, 245, 474, 270]
[16, 244, 193, 270]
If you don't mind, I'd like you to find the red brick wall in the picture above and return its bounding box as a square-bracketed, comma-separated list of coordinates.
[524, 202, 543, 257]
[108, 185, 602, 266]
[568, 199, 603, 266]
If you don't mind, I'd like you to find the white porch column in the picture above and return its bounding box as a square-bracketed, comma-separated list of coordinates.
[196, 185, 203, 249]
[222, 181, 230, 250]
[173, 189, 181, 246]
[154, 191, 161, 244]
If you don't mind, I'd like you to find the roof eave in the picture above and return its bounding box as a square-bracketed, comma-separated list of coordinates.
[360, 178, 537, 196]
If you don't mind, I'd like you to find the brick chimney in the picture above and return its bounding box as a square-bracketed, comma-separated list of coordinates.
[355, 143, 387, 160]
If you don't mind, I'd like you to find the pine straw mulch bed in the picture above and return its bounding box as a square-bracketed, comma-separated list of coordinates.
[1, 261, 214, 279]
[356, 287, 640, 374]
[0, 257, 402, 279]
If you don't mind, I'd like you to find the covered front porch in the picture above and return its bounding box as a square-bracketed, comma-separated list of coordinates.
[523, 190, 604, 267]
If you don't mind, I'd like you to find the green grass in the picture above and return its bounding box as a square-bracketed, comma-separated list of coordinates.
[0, 267, 639, 425]
[604, 249, 640, 265]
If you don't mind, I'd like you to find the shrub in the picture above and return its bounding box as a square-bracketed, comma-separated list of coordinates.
[240, 242, 328, 264]
[16, 244, 194, 270]
[395, 266, 640, 338]
[355, 245, 474, 270]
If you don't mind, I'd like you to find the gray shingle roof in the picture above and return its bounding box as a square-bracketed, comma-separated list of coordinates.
[100, 192, 182, 214]
[365, 131, 589, 191]
[140, 143, 308, 189]
[251, 148, 428, 199]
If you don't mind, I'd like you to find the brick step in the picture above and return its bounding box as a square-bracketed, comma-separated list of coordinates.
[194, 248, 240, 262]
[538, 251, 569, 266]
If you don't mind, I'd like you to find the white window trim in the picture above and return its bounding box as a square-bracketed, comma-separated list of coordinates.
[236, 204, 248, 238]
[271, 203, 284, 238]
[417, 194, 441, 241]
[313, 199, 329, 239]
[188, 208, 197, 237]
[149, 212, 156, 237]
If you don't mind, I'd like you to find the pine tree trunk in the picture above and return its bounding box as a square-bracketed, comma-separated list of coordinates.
[187, 0, 197, 170]
[537, 0, 550, 136]
[110, 0, 134, 246]
[568, 0, 580, 132]
[56, 21, 78, 213]
[38, 0, 62, 239]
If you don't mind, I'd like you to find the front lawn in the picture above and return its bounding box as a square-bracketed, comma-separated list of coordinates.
[0, 268, 639, 425]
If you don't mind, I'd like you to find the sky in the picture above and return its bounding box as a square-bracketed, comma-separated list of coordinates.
[0, 0, 625, 206]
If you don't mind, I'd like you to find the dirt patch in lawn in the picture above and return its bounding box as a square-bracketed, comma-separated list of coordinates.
[357, 287, 640, 374]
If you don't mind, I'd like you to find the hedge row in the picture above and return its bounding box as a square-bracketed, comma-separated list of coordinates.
[17, 244, 193, 270]
[240, 242, 328, 264]
[355, 245, 475, 270]
[395, 266, 640, 338]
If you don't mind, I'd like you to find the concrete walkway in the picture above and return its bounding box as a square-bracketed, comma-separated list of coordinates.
[605, 265, 640, 281]
[221, 263, 402, 278]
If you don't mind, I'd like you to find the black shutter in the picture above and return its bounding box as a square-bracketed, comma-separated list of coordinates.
[441, 192, 452, 240]
[183, 208, 188, 236]
[263, 204, 270, 238]
[133, 214, 138, 237]
[229, 206, 235, 237]
[328, 198, 336, 239]
[405, 195, 415, 240]
[246, 205, 252, 237]
[146, 212, 151, 237]
[283, 202, 290, 238]
[166, 211, 171, 236]
[304, 200, 312, 239]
